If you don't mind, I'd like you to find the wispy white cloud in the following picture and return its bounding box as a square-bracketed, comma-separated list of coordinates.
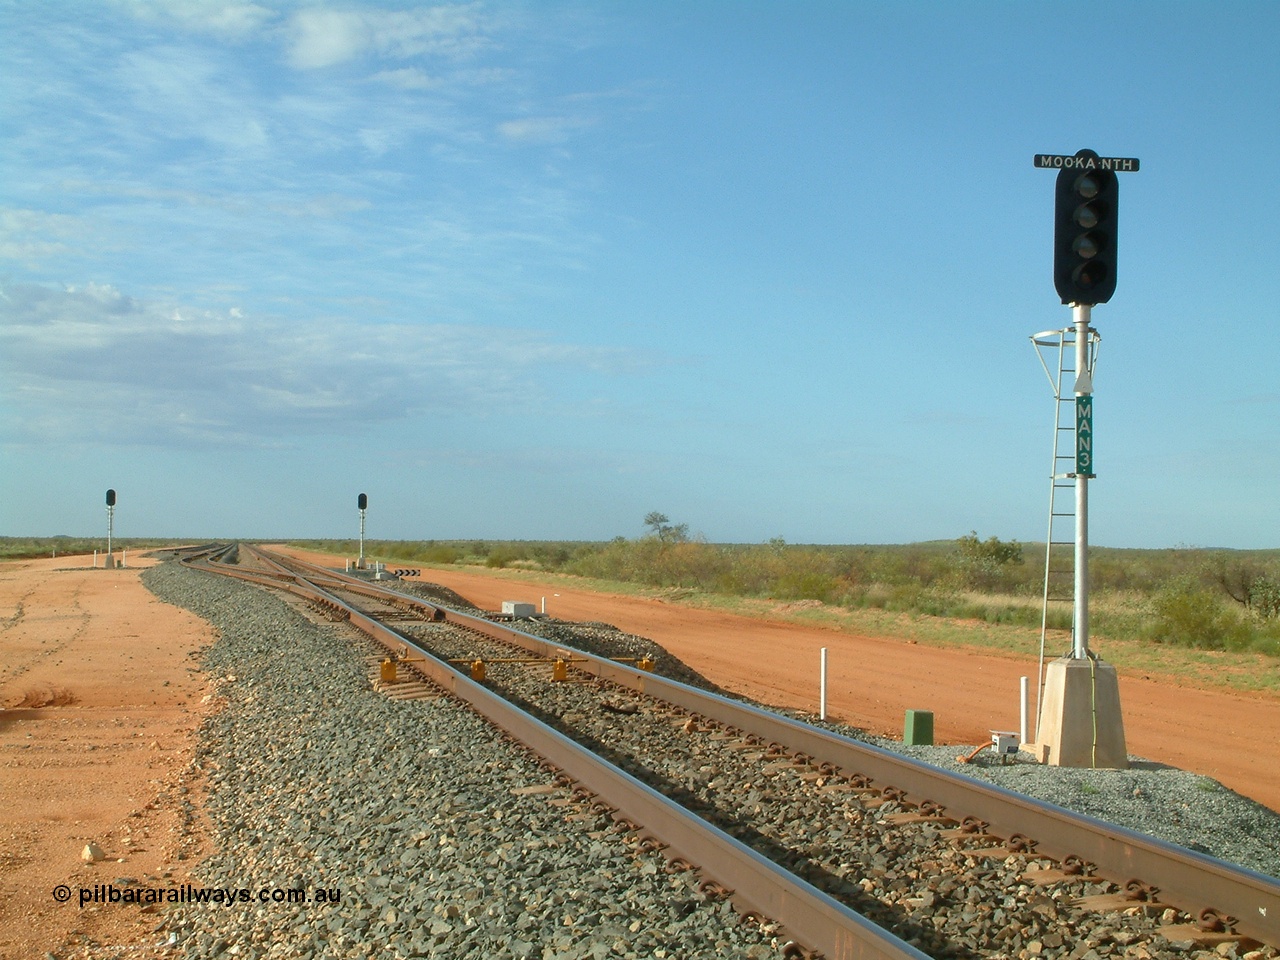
[117, 0, 276, 39]
[371, 66, 440, 90]
[0, 282, 642, 448]
[1, 3, 645, 455]
[498, 115, 594, 144]
[287, 9, 370, 69]
[3, 2, 624, 288]
[285, 5, 488, 70]
[47, 180, 372, 221]
[0, 209, 101, 269]
[116, 44, 274, 154]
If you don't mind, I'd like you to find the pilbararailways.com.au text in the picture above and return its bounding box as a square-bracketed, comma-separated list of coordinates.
[66, 883, 341, 908]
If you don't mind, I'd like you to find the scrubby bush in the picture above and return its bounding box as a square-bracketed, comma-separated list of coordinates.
[1251, 575, 1280, 620]
[484, 546, 518, 568]
[953, 531, 1028, 591]
[415, 543, 460, 564]
[1147, 575, 1251, 650]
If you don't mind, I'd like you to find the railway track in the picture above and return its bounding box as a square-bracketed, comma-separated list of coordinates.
[180, 543, 1280, 960]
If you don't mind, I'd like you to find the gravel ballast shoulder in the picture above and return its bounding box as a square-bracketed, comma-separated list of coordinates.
[856, 737, 1280, 879]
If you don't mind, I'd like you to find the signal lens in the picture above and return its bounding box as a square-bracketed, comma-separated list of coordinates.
[1073, 261, 1108, 289]
[1072, 234, 1101, 259]
[1074, 203, 1101, 229]
[1074, 173, 1101, 199]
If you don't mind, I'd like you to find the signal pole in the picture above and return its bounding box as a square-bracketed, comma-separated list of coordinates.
[357, 493, 368, 570]
[1073, 303, 1091, 660]
[1028, 148, 1139, 768]
[105, 488, 116, 569]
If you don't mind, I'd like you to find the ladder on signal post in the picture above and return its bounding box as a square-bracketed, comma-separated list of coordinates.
[1030, 325, 1099, 738]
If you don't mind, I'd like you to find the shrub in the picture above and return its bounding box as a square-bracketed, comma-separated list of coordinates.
[1249, 575, 1280, 619]
[419, 544, 460, 564]
[485, 546, 519, 569]
[1148, 576, 1250, 650]
[954, 532, 1026, 590]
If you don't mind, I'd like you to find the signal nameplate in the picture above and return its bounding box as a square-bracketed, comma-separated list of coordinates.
[1035, 154, 1140, 172]
[1076, 395, 1094, 475]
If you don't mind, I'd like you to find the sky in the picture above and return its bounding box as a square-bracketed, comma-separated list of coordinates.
[2, 1, 1278, 548]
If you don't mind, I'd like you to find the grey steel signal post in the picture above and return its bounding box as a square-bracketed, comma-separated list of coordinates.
[1036, 148, 1138, 660]
[105, 488, 117, 566]
[357, 492, 368, 569]
[1072, 303, 1092, 660]
[1030, 148, 1138, 767]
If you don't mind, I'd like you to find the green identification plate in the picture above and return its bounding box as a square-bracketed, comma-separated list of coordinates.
[1076, 395, 1094, 475]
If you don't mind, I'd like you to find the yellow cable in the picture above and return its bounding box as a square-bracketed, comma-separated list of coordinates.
[1089, 654, 1098, 769]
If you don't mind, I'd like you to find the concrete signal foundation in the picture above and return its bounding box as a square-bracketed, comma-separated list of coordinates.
[1029, 656, 1128, 769]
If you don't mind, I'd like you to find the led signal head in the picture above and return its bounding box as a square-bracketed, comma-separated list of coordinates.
[1053, 151, 1119, 305]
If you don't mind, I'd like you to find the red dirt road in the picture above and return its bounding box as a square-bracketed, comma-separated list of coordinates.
[363, 561, 1280, 814]
[0, 553, 216, 960]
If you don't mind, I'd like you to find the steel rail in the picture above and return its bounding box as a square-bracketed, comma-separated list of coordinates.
[189, 545, 934, 960]
[247, 545, 1280, 947]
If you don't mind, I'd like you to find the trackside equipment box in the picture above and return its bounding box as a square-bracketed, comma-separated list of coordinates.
[904, 710, 934, 746]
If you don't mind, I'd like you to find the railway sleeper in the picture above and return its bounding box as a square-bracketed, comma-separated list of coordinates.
[1023, 854, 1098, 886]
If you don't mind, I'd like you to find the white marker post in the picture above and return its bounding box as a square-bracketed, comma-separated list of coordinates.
[819, 647, 828, 721]
[1020, 676, 1029, 745]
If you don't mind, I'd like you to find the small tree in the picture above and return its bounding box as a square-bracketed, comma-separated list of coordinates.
[955, 531, 1024, 589]
[643, 512, 689, 544]
[1203, 552, 1280, 620]
[1204, 552, 1262, 608]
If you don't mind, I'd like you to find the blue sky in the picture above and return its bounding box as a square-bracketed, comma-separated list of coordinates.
[2, 1, 1278, 548]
